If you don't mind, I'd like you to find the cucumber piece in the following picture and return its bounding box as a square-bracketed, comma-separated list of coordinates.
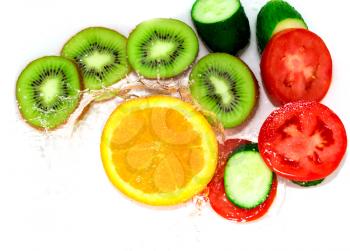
[191, 0, 250, 55]
[256, 0, 307, 52]
[224, 143, 274, 209]
[292, 179, 324, 187]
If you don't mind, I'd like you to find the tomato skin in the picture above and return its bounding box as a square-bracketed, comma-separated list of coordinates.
[212, 139, 250, 184]
[258, 102, 347, 181]
[261, 28, 332, 105]
[208, 139, 278, 222]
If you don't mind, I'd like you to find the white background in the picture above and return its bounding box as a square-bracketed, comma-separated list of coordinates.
[1, 0, 349, 250]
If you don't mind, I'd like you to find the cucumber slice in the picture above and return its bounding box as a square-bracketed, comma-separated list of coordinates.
[292, 179, 324, 187]
[191, 0, 250, 55]
[224, 143, 273, 209]
[256, 0, 307, 52]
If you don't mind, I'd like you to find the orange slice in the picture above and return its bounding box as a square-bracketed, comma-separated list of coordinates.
[100, 96, 218, 205]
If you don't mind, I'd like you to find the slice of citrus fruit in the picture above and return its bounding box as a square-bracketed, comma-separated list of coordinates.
[100, 95, 218, 205]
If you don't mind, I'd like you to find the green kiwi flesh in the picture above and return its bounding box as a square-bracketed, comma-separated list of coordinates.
[61, 27, 130, 90]
[16, 56, 81, 129]
[190, 53, 257, 128]
[127, 18, 199, 79]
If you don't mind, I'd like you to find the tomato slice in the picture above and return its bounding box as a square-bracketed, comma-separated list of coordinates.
[208, 139, 278, 222]
[259, 102, 347, 181]
[261, 28, 332, 105]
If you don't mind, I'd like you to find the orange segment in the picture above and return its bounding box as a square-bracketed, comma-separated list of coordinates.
[110, 111, 145, 146]
[189, 148, 205, 174]
[100, 96, 218, 206]
[153, 153, 185, 192]
[150, 108, 198, 145]
[126, 142, 156, 171]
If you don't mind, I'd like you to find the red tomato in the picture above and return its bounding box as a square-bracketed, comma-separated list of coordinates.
[208, 139, 278, 222]
[259, 102, 347, 181]
[261, 29, 332, 105]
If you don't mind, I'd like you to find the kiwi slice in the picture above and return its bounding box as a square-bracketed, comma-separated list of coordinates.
[61, 27, 130, 90]
[189, 53, 257, 128]
[127, 18, 199, 79]
[16, 56, 81, 130]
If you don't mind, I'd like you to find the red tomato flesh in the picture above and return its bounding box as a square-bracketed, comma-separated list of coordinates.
[208, 139, 278, 222]
[261, 29, 332, 105]
[259, 102, 347, 181]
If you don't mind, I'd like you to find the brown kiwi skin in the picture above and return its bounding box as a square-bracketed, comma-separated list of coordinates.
[16, 56, 84, 131]
[75, 102, 93, 122]
[61, 26, 132, 99]
[127, 19, 199, 80]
